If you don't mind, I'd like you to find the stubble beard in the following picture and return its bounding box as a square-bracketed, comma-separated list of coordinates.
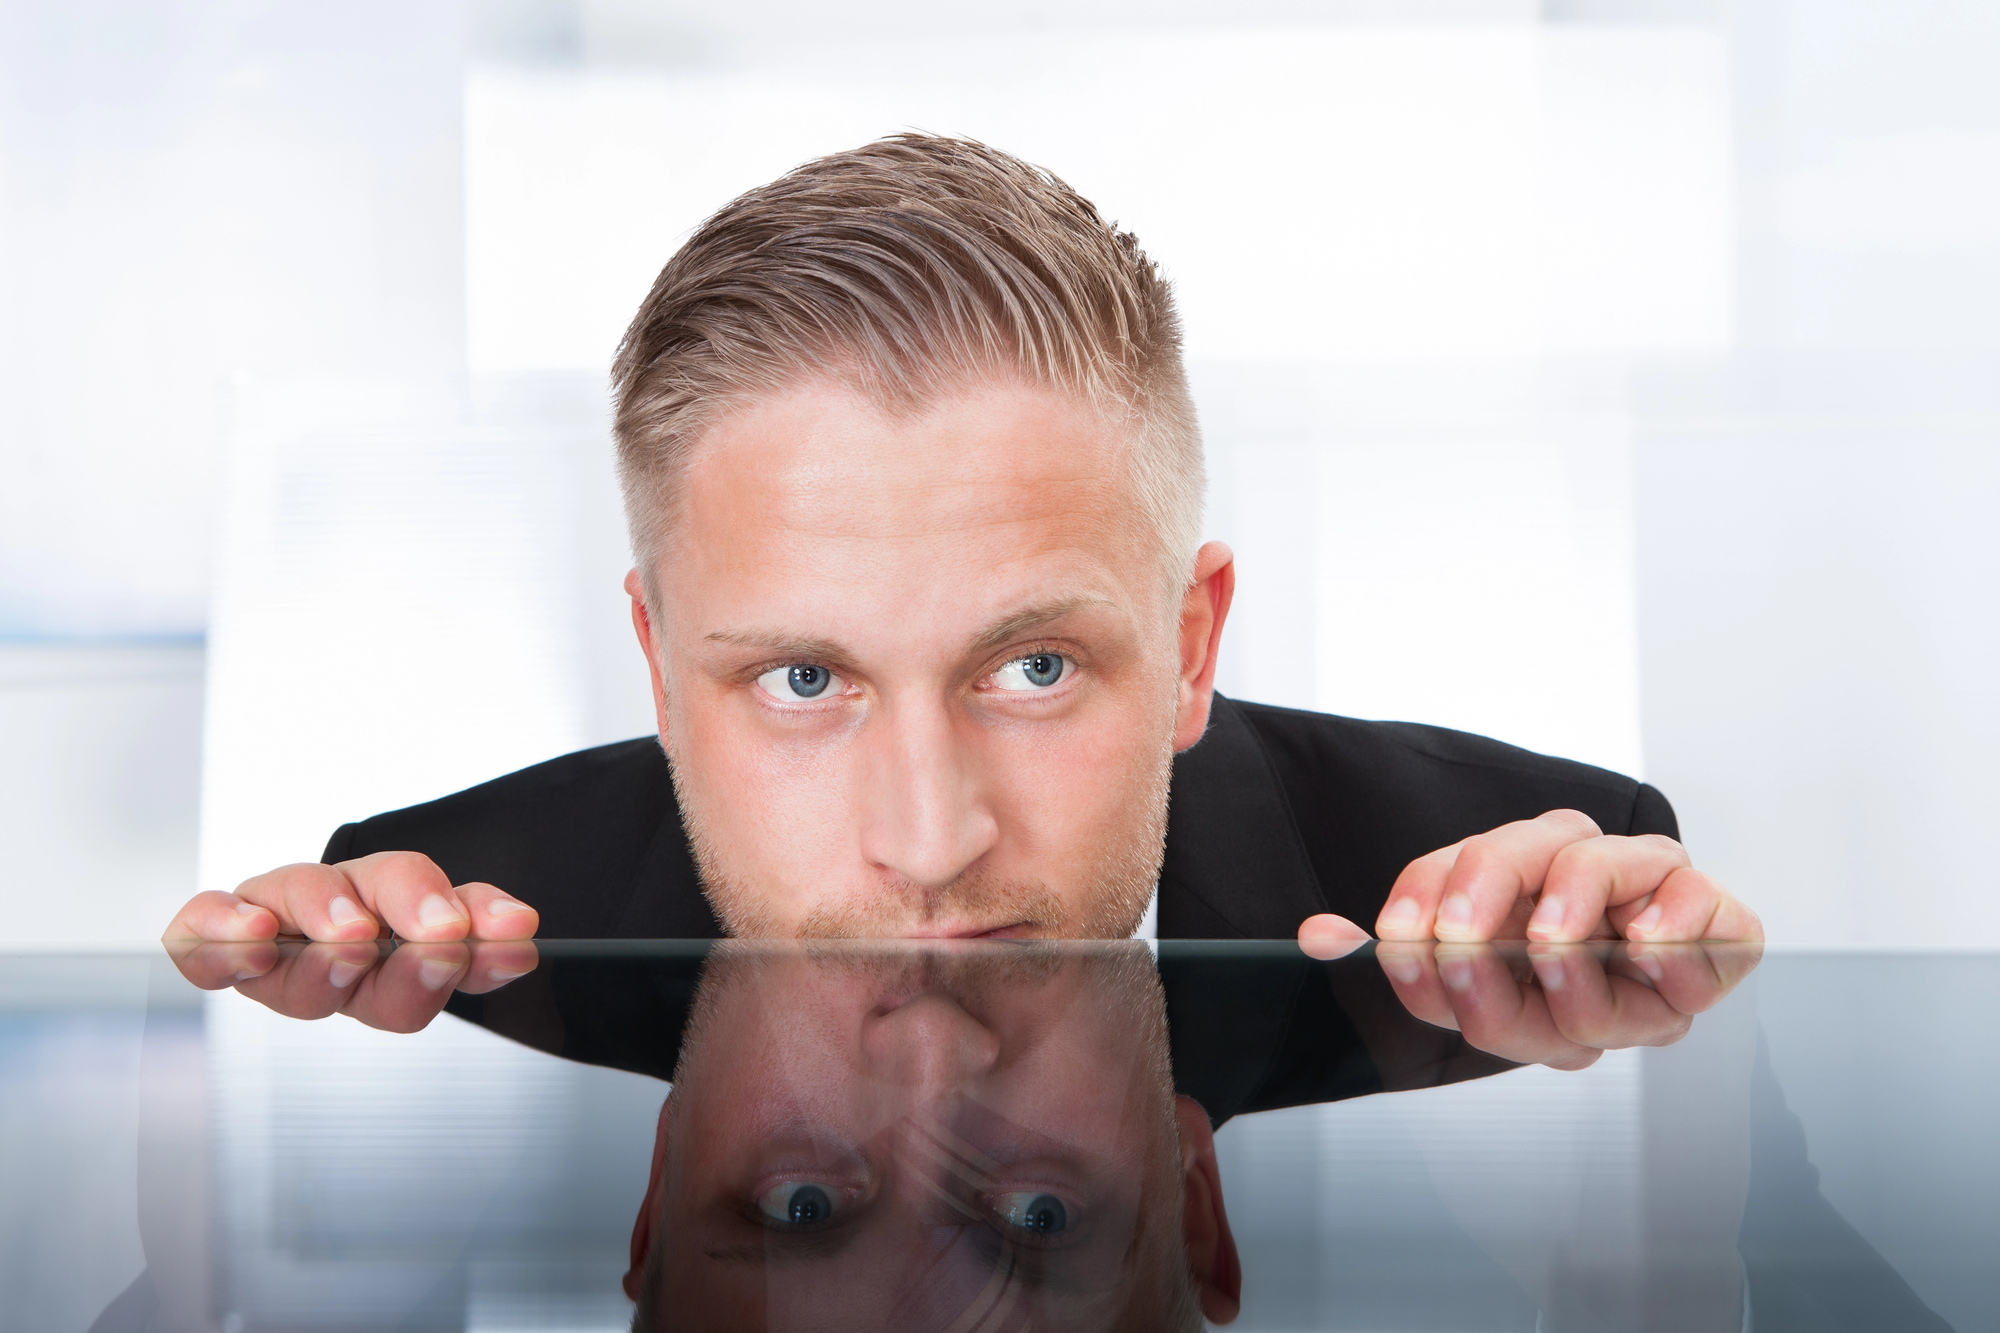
[665, 724, 1175, 941]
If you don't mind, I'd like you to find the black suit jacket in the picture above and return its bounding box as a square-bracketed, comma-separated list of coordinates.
[324, 694, 1678, 940]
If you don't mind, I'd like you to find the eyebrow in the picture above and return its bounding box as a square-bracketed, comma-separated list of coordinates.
[704, 595, 1118, 667]
[703, 629, 850, 663]
[964, 595, 1117, 659]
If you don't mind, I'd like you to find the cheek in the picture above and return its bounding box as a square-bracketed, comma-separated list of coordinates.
[980, 697, 1173, 840]
[667, 684, 866, 867]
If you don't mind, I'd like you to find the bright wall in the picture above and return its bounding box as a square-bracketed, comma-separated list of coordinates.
[1, 0, 1994, 945]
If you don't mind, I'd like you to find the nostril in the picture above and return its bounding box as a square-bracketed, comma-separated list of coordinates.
[862, 994, 1002, 1088]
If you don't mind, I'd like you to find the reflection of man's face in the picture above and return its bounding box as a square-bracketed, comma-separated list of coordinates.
[633, 943, 1219, 1330]
[641, 378, 1208, 939]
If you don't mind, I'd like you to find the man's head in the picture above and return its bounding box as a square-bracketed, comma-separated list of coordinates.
[624, 941, 1240, 1329]
[612, 134, 1233, 939]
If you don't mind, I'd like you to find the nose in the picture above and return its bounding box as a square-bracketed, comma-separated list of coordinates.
[861, 993, 1002, 1103]
[856, 697, 999, 897]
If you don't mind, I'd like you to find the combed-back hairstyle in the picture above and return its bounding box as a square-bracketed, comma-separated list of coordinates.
[611, 133, 1203, 612]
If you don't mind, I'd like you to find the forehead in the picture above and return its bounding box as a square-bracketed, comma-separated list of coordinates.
[674, 379, 1143, 560]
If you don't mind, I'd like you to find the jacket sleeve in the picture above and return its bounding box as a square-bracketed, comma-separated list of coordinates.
[321, 821, 358, 864]
[1628, 782, 1681, 841]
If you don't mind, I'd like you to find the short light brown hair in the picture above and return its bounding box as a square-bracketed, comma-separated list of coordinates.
[611, 133, 1203, 611]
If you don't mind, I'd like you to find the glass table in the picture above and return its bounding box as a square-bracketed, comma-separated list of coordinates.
[3, 941, 1993, 1331]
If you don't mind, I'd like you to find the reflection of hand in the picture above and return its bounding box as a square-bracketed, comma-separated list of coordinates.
[164, 938, 539, 1033]
[1374, 940, 1760, 1070]
[162, 851, 540, 944]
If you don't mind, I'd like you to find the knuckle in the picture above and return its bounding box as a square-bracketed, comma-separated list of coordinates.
[1543, 808, 1602, 838]
[1633, 832, 1690, 862]
[1647, 1014, 1695, 1047]
[372, 850, 447, 894]
[1450, 836, 1507, 881]
[1455, 1010, 1509, 1049]
[1556, 1011, 1617, 1047]
[1549, 1048, 1604, 1072]
[1545, 839, 1607, 880]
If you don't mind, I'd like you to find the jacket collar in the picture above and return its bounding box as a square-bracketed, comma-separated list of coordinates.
[1158, 694, 1330, 939]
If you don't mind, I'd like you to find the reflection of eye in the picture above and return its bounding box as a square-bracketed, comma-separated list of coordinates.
[756, 664, 839, 701]
[990, 653, 1066, 692]
[992, 1191, 1070, 1234]
[758, 1181, 840, 1227]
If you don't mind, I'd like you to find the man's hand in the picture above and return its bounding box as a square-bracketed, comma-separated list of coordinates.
[1298, 809, 1762, 951]
[1373, 940, 1760, 1069]
[162, 850, 539, 944]
[164, 937, 540, 1033]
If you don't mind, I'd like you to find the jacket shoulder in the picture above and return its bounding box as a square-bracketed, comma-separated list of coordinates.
[323, 737, 676, 937]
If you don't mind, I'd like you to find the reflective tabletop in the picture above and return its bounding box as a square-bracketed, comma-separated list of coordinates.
[4, 942, 1994, 1332]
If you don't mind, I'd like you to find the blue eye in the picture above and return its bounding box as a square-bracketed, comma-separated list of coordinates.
[993, 1191, 1070, 1234]
[758, 1181, 839, 1227]
[990, 653, 1066, 692]
[756, 664, 839, 701]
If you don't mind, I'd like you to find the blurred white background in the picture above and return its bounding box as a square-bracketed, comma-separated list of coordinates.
[1, 0, 1994, 946]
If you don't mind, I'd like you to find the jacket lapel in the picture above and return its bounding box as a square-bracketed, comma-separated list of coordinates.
[1158, 694, 1330, 939]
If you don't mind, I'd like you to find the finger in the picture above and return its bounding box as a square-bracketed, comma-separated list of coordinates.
[453, 882, 539, 941]
[234, 863, 385, 942]
[163, 890, 280, 943]
[338, 851, 472, 943]
[1528, 944, 1692, 1049]
[1374, 942, 1462, 1031]
[1375, 844, 1461, 940]
[1526, 834, 1692, 943]
[1436, 810, 1604, 942]
[1437, 944, 1601, 1069]
[1619, 941, 1764, 1016]
[340, 942, 469, 1033]
[1615, 867, 1765, 944]
[233, 941, 386, 1020]
[1297, 913, 1371, 961]
[1383, 811, 1603, 943]
[164, 940, 279, 990]
[454, 941, 541, 993]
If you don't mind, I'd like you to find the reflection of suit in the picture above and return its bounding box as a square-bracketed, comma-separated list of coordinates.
[323, 694, 1681, 940]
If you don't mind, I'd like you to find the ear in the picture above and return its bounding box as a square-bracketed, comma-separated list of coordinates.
[625, 567, 671, 748]
[1173, 542, 1236, 752]
[1175, 1093, 1241, 1324]
[624, 1094, 673, 1302]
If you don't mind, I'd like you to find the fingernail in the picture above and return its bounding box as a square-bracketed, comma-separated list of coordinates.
[1380, 954, 1422, 985]
[1634, 950, 1663, 982]
[1439, 956, 1473, 991]
[486, 898, 529, 916]
[1379, 898, 1420, 934]
[327, 896, 367, 928]
[1436, 895, 1472, 935]
[326, 959, 366, 989]
[1532, 955, 1566, 992]
[235, 900, 264, 916]
[418, 895, 466, 929]
[1527, 899, 1563, 939]
[231, 968, 261, 983]
[417, 957, 461, 991]
[487, 966, 531, 983]
[1629, 905, 1663, 939]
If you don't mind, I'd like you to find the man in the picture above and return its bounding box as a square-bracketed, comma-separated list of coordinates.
[164, 134, 1760, 952]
